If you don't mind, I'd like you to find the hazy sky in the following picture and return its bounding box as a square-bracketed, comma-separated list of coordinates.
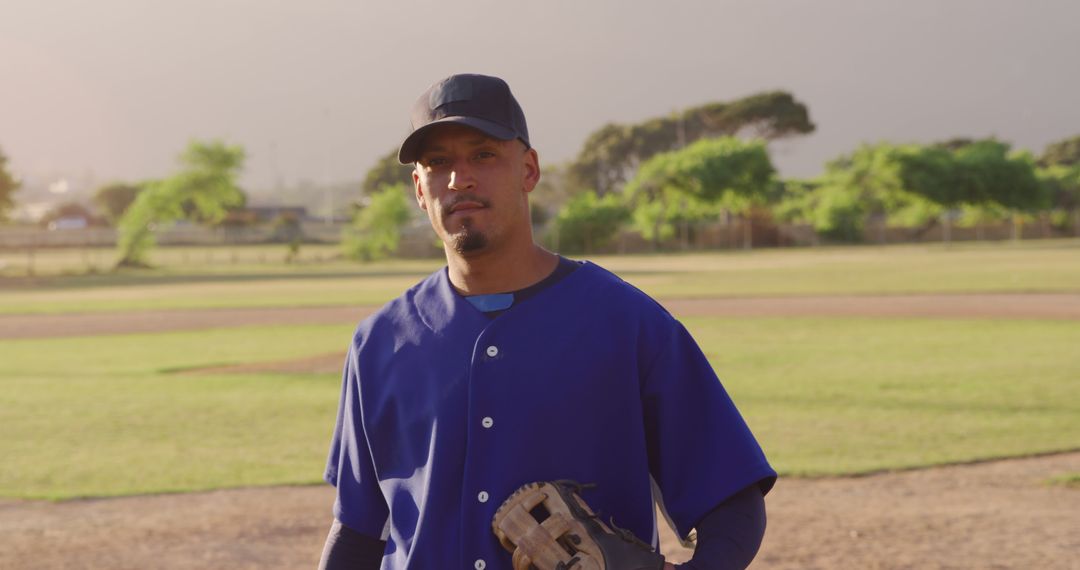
[2, 0, 1078, 195]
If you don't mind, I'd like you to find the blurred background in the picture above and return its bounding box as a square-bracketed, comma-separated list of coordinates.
[2, 0, 1080, 263]
[1, 1, 1077, 568]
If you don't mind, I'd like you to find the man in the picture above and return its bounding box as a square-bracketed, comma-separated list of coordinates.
[320, 74, 775, 569]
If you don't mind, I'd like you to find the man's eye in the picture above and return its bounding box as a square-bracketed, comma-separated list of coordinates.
[425, 157, 448, 167]
[475, 151, 496, 160]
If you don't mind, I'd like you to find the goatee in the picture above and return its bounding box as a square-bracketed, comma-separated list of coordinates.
[451, 227, 488, 254]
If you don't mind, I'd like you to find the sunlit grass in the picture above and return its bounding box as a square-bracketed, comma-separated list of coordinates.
[2, 317, 1077, 499]
[1, 324, 353, 500]
[686, 316, 1080, 475]
[1045, 473, 1080, 488]
[1, 240, 1077, 315]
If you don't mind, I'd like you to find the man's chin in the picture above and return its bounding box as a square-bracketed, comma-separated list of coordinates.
[448, 230, 488, 255]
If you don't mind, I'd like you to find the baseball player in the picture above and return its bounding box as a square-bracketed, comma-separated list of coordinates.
[319, 74, 775, 569]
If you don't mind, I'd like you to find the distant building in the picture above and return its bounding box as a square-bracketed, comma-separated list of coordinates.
[47, 217, 89, 231]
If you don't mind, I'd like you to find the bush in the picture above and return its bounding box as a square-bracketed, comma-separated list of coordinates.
[342, 184, 412, 261]
[551, 191, 630, 253]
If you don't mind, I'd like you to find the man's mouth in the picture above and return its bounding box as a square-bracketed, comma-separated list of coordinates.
[446, 199, 489, 216]
[451, 202, 484, 213]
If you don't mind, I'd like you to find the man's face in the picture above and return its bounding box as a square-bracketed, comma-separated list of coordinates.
[413, 123, 540, 255]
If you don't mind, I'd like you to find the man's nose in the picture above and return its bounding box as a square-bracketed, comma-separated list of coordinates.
[448, 163, 476, 191]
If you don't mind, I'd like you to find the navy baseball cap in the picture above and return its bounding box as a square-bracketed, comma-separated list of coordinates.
[397, 73, 530, 164]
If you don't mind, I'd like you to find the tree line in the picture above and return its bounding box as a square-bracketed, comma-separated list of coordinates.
[0, 140, 248, 268]
[549, 134, 1079, 252]
[358, 91, 1079, 254]
[2, 89, 1078, 265]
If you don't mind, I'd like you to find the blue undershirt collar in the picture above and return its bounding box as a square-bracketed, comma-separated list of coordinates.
[464, 293, 515, 312]
[461, 256, 581, 316]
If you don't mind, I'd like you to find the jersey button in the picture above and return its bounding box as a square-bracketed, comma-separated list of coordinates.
[481, 417, 494, 428]
[485, 345, 499, 357]
[478, 491, 489, 503]
[474, 560, 486, 570]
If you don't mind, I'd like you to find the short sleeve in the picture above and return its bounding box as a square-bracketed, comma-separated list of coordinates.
[641, 319, 776, 540]
[324, 339, 391, 540]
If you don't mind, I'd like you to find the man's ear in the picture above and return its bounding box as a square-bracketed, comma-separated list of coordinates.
[522, 148, 541, 194]
[413, 169, 428, 210]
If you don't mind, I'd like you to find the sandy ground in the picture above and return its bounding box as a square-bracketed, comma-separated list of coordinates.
[0, 452, 1075, 569]
[3, 292, 1079, 339]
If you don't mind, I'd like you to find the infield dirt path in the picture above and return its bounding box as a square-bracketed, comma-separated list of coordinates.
[4, 292, 1079, 339]
[0, 452, 1075, 569]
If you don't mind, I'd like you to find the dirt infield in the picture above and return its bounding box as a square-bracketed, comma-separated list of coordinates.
[3, 292, 1079, 339]
[1, 452, 1075, 569]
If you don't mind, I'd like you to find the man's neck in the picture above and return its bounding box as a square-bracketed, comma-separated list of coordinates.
[446, 242, 558, 296]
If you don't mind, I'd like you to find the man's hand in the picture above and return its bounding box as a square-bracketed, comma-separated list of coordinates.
[664, 564, 677, 570]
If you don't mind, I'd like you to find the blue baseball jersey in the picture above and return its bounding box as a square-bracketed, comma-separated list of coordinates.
[324, 261, 775, 569]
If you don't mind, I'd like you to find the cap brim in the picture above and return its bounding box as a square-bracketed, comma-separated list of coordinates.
[397, 116, 519, 164]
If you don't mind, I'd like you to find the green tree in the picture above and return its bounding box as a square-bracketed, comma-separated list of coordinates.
[772, 179, 818, 226]
[933, 137, 977, 151]
[899, 139, 1045, 241]
[954, 202, 1012, 240]
[783, 140, 1044, 243]
[116, 140, 246, 267]
[624, 137, 776, 248]
[550, 191, 630, 253]
[778, 144, 936, 241]
[363, 148, 415, 196]
[93, 182, 143, 225]
[900, 139, 1045, 211]
[1037, 135, 1080, 235]
[1038, 163, 1080, 234]
[1039, 135, 1080, 167]
[0, 146, 20, 221]
[567, 91, 813, 195]
[342, 183, 412, 261]
[529, 164, 575, 227]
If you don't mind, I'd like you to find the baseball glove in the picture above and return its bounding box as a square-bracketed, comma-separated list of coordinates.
[491, 480, 667, 570]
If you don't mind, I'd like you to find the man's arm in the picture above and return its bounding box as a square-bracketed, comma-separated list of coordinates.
[670, 482, 768, 570]
[317, 519, 385, 570]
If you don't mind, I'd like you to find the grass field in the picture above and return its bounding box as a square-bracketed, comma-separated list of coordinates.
[0, 243, 349, 278]
[2, 240, 1078, 500]
[688, 317, 1080, 475]
[2, 316, 1077, 499]
[1, 240, 1078, 315]
[1, 325, 353, 500]
[1047, 473, 1080, 488]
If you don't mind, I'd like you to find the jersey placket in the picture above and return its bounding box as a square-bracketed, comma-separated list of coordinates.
[460, 320, 507, 570]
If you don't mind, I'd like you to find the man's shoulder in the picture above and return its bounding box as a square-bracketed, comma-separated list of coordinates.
[351, 267, 444, 339]
[578, 261, 669, 313]
[567, 260, 676, 323]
